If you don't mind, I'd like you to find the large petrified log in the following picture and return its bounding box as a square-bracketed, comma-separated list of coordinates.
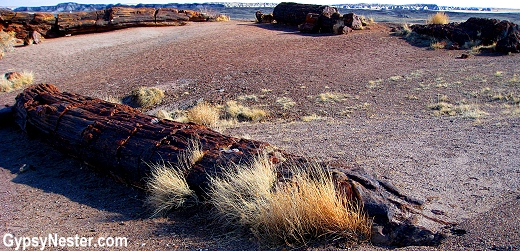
[12, 84, 446, 247]
[411, 17, 520, 54]
[0, 7, 206, 39]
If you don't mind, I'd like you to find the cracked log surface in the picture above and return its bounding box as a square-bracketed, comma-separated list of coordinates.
[13, 84, 446, 247]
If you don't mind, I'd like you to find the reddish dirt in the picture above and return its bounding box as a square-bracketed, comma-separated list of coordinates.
[1, 21, 519, 250]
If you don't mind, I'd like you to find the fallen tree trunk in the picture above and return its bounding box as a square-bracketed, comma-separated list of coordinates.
[12, 84, 446, 247]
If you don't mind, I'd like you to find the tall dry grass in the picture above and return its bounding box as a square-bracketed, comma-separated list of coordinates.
[427, 12, 449, 25]
[0, 71, 34, 93]
[186, 102, 221, 129]
[131, 87, 164, 108]
[146, 140, 203, 216]
[208, 155, 371, 246]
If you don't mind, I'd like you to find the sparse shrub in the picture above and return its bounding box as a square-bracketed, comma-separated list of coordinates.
[131, 87, 164, 108]
[427, 12, 449, 25]
[429, 40, 446, 50]
[208, 155, 371, 246]
[276, 97, 296, 110]
[428, 101, 487, 118]
[146, 140, 203, 216]
[393, 23, 412, 37]
[186, 102, 221, 128]
[315, 92, 350, 102]
[224, 100, 267, 122]
[301, 113, 325, 122]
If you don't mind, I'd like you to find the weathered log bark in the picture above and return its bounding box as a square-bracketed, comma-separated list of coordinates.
[12, 84, 446, 247]
[1, 7, 203, 39]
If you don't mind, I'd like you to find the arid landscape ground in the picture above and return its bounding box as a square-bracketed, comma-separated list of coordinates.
[1, 19, 519, 250]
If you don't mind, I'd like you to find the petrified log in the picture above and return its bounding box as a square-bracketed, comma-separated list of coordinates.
[411, 17, 520, 54]
[12, 84, 446, 247]
[273, 2, 338, 26]
[1, 7, 204, 39]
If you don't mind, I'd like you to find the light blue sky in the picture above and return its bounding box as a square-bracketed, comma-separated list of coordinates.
[1, 0, 518, 9]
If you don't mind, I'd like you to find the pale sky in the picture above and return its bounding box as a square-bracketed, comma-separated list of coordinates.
[1, 0, 519, 9]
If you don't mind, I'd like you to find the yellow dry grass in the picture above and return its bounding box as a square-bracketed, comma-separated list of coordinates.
[0, 78, 12, 92]
[223, 100, 267, 122]
[428, 102, 487, 119]
[0, 71, 34, 93]
[146, 140, 203, 216]
[427, 12, 449, 25]
[208, 154, 371, 246]
[131, 87, 165, 108]
[186, 102, 221, 128]
[276, 97, 296, 110]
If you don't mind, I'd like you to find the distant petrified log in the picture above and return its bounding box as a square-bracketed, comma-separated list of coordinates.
[273, 2, 338, 26]
[411, 17, 520, 54]
[13, 84, 446, 247]
[1, 7, 205, 39]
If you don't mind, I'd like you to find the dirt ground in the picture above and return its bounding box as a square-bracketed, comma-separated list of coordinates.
[1, 21, 519, 250]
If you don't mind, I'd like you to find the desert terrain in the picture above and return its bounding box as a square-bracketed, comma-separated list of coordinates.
[0, 20, 519, 250]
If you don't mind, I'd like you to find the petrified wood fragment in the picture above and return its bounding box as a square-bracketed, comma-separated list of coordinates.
[12, 84, 446, 247]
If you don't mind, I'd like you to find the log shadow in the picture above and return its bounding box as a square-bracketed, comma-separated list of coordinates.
[239, 22, 337, 37]
[0, 122, 148, 221]
[0, 121, 258, 248]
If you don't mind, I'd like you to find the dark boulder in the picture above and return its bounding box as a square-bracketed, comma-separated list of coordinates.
[411, 17, 520, 54]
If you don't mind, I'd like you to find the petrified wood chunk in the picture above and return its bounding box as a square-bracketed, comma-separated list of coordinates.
[273, 2, 338, 26]
[12, 84, 446, 247]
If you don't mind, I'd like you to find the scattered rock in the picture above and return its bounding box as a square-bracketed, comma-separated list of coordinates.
[255, 11, 274, 23]
[5, 72, 22, 81]
[344, 13, 363, 30]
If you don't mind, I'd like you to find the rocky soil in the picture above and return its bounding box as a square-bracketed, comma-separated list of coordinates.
[1, 21, 519, 250]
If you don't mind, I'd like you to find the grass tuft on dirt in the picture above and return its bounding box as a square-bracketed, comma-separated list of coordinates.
[224, 100, 267, 122]
[186, 102, 221, 129]
[131, 87, 165, 108]
[0, 71, 34, 93]
[427, 12, 449, 25]
[208, 154, 371, 246]
[146, 140, 203, 216]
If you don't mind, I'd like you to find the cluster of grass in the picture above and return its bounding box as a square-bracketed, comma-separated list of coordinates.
[428, 100, 487, 119]
[131, 87, 165, 108]
[314, 92, 352, 103]
[0, 71, 34, 93]
[147, 152, 371, 246]
[0, 31, 16, 60]
[427, 12, 449, 25]
[223, 100, 267, 122]
[146, 140, 203, 216]
[157, 100, 267, 130]
[276, 97, 296, 110]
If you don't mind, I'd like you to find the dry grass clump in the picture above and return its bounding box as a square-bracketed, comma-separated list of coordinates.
[314, 92, 350, 103]
[131, 87, 165, 108]
[186, 102, 221, 128]
[208, 155, 371, 246]
[0, 77, 12, 92]
[146, 140, 203, 216]
[427, 12, 449, 25]
[428, 101, 487, 119]
[223, 100, 267, 122]
[301, 113, 325, 122]
[0, 71, 34, 93]
[0, 31, 16, 59]
[429, 40, 446, 50]
[276, 97, 296, 110]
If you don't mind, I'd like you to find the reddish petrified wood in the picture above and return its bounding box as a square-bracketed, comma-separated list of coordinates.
[12, 84, 445, 247]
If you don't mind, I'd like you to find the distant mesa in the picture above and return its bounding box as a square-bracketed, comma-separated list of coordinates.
[9, 2, 496, 13]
